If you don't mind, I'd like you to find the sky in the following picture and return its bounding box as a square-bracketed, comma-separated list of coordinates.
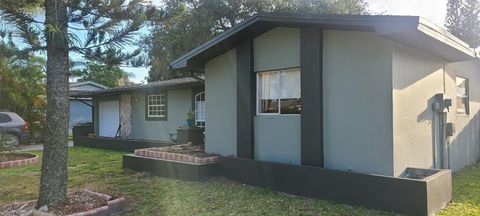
[366, 0, 448, 26]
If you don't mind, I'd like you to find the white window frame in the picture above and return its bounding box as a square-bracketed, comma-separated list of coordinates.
[195, 92, 206, 128]
[256, 68, 301, 116]
[147, 94, 166, 118]
[456, 76, 469, 115]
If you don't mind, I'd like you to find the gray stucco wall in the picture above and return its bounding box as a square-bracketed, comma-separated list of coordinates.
[392, 46, 480, 175]
[201, 26, 479, 176]
[323, 30, 394, 176]
[253, 27, 301, 165]
[253, 27, 300, 72]
[130, 88, 192, 141]
[446, 61, 480, 171]
[392, 43, 446, 176]
[254, 115, 301, 164]
[204, 49, 237, 156]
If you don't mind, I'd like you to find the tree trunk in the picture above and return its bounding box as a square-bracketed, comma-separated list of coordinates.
[36, 0, 69, 208]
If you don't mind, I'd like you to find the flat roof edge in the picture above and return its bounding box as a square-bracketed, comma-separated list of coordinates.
[170, 14, 478, 70]
[169, 15, 262, 69]
[417, 17, 476, 58]
[70, 78, 204, 97]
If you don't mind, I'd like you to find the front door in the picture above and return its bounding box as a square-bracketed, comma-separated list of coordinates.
[98, 100, 120, 137]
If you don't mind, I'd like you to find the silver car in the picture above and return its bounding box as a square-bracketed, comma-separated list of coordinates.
[0, 112, 30, 145]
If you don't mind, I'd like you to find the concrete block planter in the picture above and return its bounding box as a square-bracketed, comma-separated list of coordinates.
[122, 145, 451, 215]
[123, 154, 218, 181]
[219, 156, 452, 216]
[0, 153, 38, 169]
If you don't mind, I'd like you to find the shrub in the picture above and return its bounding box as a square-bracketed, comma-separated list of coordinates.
[0, 134, 15, 161]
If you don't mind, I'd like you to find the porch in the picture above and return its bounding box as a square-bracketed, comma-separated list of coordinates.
[72, 124, 173, 152]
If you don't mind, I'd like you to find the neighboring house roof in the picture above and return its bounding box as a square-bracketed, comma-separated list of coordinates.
[70, 81, 109, 95]
[170, 13, 477, 71]
[70, 77, 204, 97]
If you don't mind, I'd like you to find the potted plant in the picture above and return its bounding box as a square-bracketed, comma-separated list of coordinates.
[186, 111, 195, 127]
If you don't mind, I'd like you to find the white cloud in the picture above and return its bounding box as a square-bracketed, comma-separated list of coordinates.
[366, 0, 447, 26]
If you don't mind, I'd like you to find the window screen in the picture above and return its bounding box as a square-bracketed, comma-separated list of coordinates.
[456, 76, 469, 115]
[257, 68, 301, 115]
[195, 92, 206, 128]
[147, 94, 167, 118]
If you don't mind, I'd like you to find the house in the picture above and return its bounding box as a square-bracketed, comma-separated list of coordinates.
[168, 14, 480, 177]
[73, 14, 480, 215]
[69, 81, 108, 135]
[78, 14, 480, 177]
[72, 77, 204, 141]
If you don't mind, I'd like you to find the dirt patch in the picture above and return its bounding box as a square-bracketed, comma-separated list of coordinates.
[150, 143, 215, 158]
[0, 153, 34, 162]
[0, 191, 108, 216]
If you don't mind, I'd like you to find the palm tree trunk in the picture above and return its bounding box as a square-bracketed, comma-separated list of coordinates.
[36, 0, 69, 208]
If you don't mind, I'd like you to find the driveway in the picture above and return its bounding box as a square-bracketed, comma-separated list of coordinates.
[17, 141, 74, 151]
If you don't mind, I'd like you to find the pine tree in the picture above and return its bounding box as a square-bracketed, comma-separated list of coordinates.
[446, 0, 464, 37]
[0, 0, 150, 207]
[462, 0, 480, 43]
[145, 0, 370, 81]
[446, 0, 480, 45]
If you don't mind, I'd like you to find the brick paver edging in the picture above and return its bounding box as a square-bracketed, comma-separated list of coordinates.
[0, 153, 38, 169]
[67, 189, 124, 216]
[2, 189, 124, 216]
[134, 147, 219, 164]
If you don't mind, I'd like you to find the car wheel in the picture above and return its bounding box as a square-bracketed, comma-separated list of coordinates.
[3, 133, 20, 146]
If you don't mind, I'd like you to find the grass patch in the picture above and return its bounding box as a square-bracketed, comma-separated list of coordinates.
[438, 163, 480, 216]
[0, 147, 478, 215]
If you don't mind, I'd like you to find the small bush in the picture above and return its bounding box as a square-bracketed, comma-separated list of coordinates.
[0, 134, 14, 161]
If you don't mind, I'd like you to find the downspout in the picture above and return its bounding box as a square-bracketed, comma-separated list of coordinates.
[442, 62, 451, 169]
[432, 102, 439, 168]
[440, 105, 449, 169]
[432, 94, 445, 168]
[432, 63, 452, 169]
[442, 63, 448, 169]
[440, 62, 451, 169]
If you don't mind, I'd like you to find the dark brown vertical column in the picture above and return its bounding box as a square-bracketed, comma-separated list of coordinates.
[301, 28, 324, 167]
[236, 39, 255, 158]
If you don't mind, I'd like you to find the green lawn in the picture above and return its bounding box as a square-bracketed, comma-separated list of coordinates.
[0, 147, 478, 216]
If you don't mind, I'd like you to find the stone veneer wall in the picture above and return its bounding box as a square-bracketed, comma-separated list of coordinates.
[120, 94, 132, 138]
